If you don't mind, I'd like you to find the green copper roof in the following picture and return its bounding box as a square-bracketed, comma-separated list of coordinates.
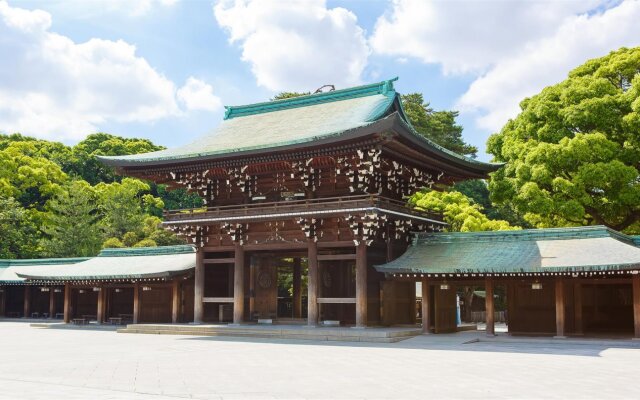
[0, 258, 89, 283]
[375, 226, 640, 275]
[16, 245, 196, 281]
[98, 78, 501, 174]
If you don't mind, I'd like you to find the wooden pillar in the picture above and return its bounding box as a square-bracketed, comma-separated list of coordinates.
[293, 258, 302, 319]
[23, 286, 31, 318]
[194, 248, 204, 323]
[63, 283, 71, 323]
[485, 278, 495, 336]
[233, 242, 245, 324]
[574, 282, 583, 335]
[96, 286, 105, 324]
[49, 287, 56, 319]
[421, 278, 431, 334]
[0, 287, 5, 317]
[633, 274, 640, 339]
[249, 256, 255, 320]
[172, 280, 180, 323]
[355, 242, 368, 328]
[307, 239, 319, 326]
[555, 278, 566, 338]
[133, 282, 140, 324]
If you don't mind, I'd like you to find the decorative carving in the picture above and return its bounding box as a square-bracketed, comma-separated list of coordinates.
[296, 217, 323, 241]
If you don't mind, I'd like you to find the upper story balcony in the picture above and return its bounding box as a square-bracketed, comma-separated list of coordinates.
[162, 194, 444, 227]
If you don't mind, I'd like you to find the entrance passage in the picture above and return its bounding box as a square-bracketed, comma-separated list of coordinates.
[276, 259, 307, 320]
[252, 255, 308, 321]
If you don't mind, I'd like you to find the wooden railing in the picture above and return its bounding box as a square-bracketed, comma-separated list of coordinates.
[163, 194, 443, 223]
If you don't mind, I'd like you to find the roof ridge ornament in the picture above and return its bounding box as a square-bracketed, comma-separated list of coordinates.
[314, 84, 335, 94]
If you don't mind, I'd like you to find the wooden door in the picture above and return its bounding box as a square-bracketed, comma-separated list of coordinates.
[434, 286, 457, 333]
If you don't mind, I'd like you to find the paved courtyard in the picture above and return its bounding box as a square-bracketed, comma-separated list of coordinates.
[1, 321, 640, 399]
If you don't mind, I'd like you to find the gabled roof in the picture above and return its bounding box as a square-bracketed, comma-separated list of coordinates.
[0, 258, 89, 284]
[98, 78, 501, 175]
[15, 245, 196, 282]
[375, 226, 640, 275]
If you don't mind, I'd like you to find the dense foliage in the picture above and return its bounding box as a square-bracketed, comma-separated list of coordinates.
[487, 47, 640, 233]
[410, 190, 517, 232]
[0, 133, 190, 259]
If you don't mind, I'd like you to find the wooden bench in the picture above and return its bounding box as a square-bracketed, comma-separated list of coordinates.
[72, 318, 87, 325]
[108, 317, 123, 325]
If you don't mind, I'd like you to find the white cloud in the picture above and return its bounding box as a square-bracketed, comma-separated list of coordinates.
[177, 77, 223, 112]
[370, 0, 640, 134]
[0, 1, 217, 141]
[457, 0, 640, 131]
[370, 0, 602, 75]
[213, 0, 369, 92]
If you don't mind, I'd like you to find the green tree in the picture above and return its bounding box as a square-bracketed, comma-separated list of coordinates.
[70, 133, 164, 184]
[95, 178, 164, 238]
[487, 47, 640, 233]
[410, 189, 518, 232]
[40, 181, 103, 257]
[0, 141, 68, 210]
[454, 179, 529, 227]
[0, 196, 39, 258]
[401, 93, 477, 157]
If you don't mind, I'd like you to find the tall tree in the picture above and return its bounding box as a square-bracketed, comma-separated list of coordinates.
[40, 181, 103, 257]
[487, 47, 640, 233]
[401, 93, 477, 157]
[0, 196, 39, 259]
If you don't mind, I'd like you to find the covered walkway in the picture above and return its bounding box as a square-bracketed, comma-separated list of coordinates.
[376, 226, 640, 338]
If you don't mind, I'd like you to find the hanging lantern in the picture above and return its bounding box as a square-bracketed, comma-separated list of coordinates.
[114, 288, 122, 293]
[93, 287, 101, 292]
[531, 281, 543, 290]
[142, 286, 152, 291]
[40, 287, 50, 292]
[440, 283, 450, 290]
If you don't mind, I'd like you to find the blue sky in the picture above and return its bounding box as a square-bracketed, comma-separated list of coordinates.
[1, 0, 639, 161]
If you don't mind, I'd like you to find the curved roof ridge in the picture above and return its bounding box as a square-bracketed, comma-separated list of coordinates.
[224, 78, 398, 119]
[98, 245, 195, 257]
[414, 225, 626, 243]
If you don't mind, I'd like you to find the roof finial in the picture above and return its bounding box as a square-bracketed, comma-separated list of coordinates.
[314, 84, 335, 94]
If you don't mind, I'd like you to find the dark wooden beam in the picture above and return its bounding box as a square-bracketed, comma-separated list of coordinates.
[555, 278, 566, 338]
[355, 242, 368, 328]
[172, 280, 180, 324]
[293, 258, 302, 319]
[49, 288, 55, 320]
[194, 249, 204, 323]
[317, 297, 356, 304]
[63, 283, 71, 323]
[233, 242, 245, 324]
[133, 282, 140, 324]
[307, 240, 319, 326]
[203, 258, 235, 264]
[96, 286, 105, 324]
[485, 278, 495, 336]
[421, 278, 431, 334]
[317, 254, 356, 261]
[23, 286, 30, 318]
[633, 274, 640, 339]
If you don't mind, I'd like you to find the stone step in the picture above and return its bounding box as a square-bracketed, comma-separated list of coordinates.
[117, 324, 420, 343]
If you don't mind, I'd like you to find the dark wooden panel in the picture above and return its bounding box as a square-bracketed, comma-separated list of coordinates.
[434, 286, 457, 333]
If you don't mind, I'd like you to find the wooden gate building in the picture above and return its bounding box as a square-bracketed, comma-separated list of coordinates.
[99, 78, 501, 327]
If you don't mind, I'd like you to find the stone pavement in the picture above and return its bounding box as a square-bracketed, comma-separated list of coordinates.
[1, 321, 640, 399]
